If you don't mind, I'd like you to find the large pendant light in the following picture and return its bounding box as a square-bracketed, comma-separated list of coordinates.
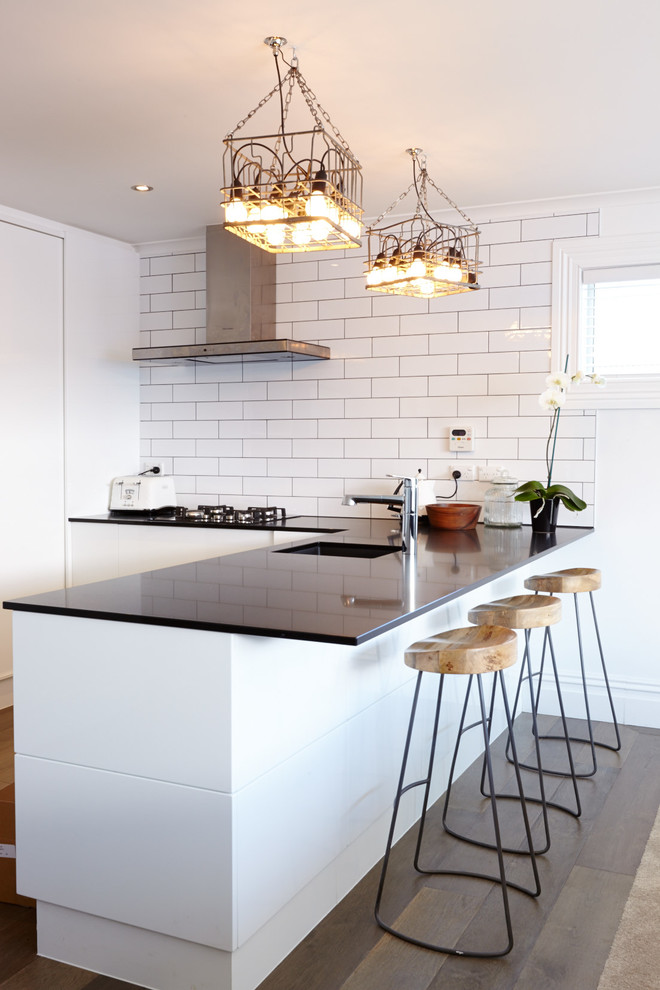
[365, 148, 480, 298]
[221, 37, 363, 254]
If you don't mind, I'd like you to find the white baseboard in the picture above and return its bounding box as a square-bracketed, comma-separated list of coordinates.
[535, 675, 660, 730]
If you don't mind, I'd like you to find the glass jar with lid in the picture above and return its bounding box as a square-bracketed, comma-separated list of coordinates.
[483, 472, 523, 528]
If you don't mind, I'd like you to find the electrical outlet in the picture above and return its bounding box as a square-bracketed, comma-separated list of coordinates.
[141, 460, 165, 476]
[449, 462, 476, 482]
[478, 465, 505, 482]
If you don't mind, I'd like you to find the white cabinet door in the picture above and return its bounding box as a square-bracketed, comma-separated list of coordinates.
[0, 219, 65, 680]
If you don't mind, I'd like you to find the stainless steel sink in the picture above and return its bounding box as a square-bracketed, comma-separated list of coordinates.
[274, 541, 400, 559]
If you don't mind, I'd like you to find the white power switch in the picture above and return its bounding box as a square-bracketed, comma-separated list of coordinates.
[449, 424, 475, 452]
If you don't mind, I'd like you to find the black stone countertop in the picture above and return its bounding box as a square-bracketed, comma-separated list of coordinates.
[4, 518, 593, 646]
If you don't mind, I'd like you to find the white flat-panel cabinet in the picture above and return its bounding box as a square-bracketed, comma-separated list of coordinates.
[0, 220, 65, 684]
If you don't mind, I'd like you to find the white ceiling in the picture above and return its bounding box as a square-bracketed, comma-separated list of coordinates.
[2, 0, 659, 245]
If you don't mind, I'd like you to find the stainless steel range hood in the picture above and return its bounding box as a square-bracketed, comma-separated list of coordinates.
[132, 225, 331, 365]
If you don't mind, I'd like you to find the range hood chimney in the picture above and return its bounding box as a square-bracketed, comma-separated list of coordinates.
[132, 225, 331, 365]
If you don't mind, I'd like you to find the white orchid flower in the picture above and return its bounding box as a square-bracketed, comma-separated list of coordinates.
[538, 387, 566, 410]
[571, 370, 585, 384]
[545, 371, 570, 389]
[589, 374, 606, 386]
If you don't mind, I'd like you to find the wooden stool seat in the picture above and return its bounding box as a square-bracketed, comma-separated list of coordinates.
[404, 625, 517, 675]
[468, 594, 562, 630]
[524, 567, 601, 594]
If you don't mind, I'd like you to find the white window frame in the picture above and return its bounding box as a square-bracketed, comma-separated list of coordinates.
[552, 232, 660, 409]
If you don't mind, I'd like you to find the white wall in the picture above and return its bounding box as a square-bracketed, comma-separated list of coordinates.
[137, 190, 660, 728]
[137, 210, 600, 524]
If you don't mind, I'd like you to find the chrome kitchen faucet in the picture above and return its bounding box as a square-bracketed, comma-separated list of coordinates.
[342, 475, 419, 556]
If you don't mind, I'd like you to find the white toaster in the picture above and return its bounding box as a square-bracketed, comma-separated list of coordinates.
[109, 475, 177, 512]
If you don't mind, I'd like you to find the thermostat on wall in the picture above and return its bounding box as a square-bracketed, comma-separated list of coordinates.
[449, 424, 475, 452]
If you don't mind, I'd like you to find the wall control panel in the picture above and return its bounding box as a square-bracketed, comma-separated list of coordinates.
[449, 424, 475, 452]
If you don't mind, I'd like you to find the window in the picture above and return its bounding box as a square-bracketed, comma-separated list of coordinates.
[552, 234, 660, 408]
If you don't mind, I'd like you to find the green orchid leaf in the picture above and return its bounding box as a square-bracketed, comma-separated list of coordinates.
[545, 484, 587, 511]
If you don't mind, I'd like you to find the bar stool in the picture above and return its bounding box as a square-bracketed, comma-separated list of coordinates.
[467, 594, 582, 824]
[523, 567, 621, 777]
[374, 625, 540, 958]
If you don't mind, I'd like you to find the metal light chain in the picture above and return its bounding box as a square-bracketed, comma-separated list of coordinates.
[369, 182, 416, 229]
[425, 172, 478, 231]
[296, 70, 359, 159]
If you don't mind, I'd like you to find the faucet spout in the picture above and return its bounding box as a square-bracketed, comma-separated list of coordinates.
[341, 477, 419, 555]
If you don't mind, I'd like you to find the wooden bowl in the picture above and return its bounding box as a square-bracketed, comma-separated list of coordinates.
[426, 502, 481, 530]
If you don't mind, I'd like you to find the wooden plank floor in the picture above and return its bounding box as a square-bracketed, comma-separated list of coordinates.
[1, 705, 659, 990]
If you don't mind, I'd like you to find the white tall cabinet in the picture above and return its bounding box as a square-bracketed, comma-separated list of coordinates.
[0, 220, 65, 701]
[0, 207, 140, 707]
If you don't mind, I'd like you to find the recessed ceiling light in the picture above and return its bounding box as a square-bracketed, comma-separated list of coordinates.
[131, 184, 153, 192]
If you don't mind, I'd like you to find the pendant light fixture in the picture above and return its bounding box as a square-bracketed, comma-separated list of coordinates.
[221, 37, 363, 253]
[365, 149, 480, 298]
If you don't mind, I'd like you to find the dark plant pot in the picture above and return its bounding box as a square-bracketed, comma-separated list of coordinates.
[529, 497, 560, 533]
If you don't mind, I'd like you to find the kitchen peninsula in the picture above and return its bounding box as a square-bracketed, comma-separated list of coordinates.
[4, 519, 591, 990]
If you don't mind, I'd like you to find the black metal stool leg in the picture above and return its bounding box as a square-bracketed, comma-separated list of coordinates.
[375, 669, 540, 957]
[536, 591, 621, 774]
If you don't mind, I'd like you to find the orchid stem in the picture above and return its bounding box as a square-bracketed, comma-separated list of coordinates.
[546, 355, 570, 488]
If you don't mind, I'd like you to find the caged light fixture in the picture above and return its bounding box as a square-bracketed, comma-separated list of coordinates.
[221, 36, 363, 253]
[365, 148, 480, 298]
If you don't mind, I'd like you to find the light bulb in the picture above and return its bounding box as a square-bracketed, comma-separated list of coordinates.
[417, 278, 435, 296]
[224, 199, 248, 224]
[366, 267, 382, 286]
[261, 202, 286, 222]
[311, 219, 332, 241]
[266, 224, 286, 246]
[381, 263, 397, 284]
[408, 257, 426, 279]
[341, 215, 361, 240]
[292, 224, 312, 246]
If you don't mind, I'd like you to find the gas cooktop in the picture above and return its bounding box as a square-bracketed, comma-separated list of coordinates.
[111, 505, 292, 527]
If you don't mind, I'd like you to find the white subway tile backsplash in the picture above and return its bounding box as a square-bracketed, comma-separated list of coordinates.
[293, 279, 345, 302]
[172, 383, 219, 402]
[196, 440, 244, 457]
[457, 395, 519, 416]
[372, 418, 427, 438]
[401, 354, 458, 377]
[139, 206, 598, 515]
[399, 397, 458, 418]
[345, 315, 399, 338]
[140, 311, 173, 332]
[293, 438, 344, 458]
[372, 377, 428, 398]
[269, 458, 318, 477]
[150, 291, 196, 312]
[149, 254, 196, 275]
[318, 378, 372, 399]
[318, 419, 371, 438]
[293, 398, 345, 419]
[173, 421, 219, 439]
[243, 439, 292, 458]
[320, 297, 371, 320]
[489, 327, 549, 351]
[173, 309, 206, 330]
[429, 374, 487, 396]
[430, 331, 489, 354]
[522, 214, 587, 240]
[400, 312, 458, 334]
[345, 438, 398, 459]
[345, 397, 399, 418]
[141, 274, 172, 294]
[490, 240, 552, 266]
[268, 419, 318, 438]
[173, 271, 205, 292]
[372, 335, 428, 357]
[345, 356, 400, 378]
[490, 284, 552, 309]
[458, 352, 519, 375]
